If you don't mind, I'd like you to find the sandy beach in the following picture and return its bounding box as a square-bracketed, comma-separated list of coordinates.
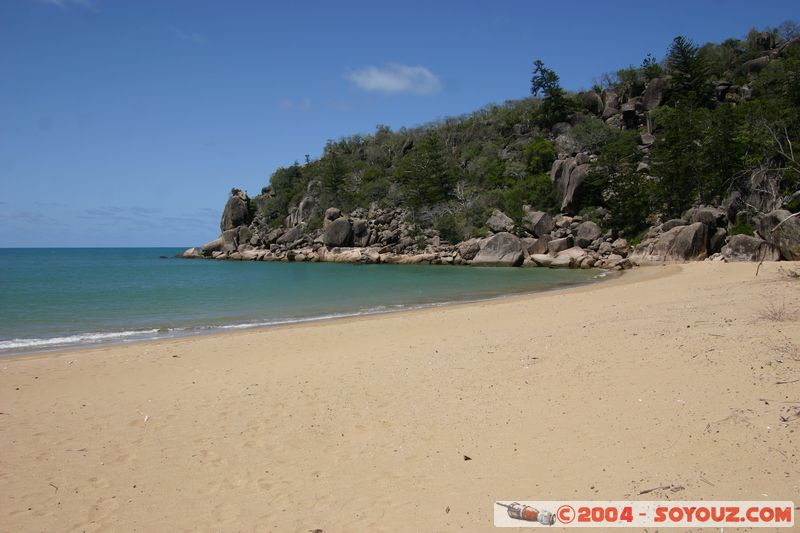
[1, 262, 798, 532]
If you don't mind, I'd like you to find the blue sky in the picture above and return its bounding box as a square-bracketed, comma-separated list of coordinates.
[1, 0, 798, 247]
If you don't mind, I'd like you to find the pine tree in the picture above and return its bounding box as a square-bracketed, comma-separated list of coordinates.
[395, 133, 454, 210]
[321, 147, 347, 207]
[530, 60, 573, 127]
[666, 36, 711, 107]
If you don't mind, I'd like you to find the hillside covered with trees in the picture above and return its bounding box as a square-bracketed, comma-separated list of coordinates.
[190, 23, 800, 267]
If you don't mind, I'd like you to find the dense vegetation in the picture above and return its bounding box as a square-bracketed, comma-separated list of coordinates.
[254, 23, 800, 242]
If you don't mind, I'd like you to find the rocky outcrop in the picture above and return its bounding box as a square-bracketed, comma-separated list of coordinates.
[352, 219, 370, 247]
[642, 78, 668, 111]
[632, 222, 708, 263]
[684, 206, 726, 229]
[323, 207, 342, 229]
[323, 218, 353, 248]
[522, 207, 554, 237]
[721, 234, 780, 262]
[181, 247, 203, 258]
[547, 236, 574, 255]
[220, 190, 252, 232]
[276, 223, 305, 246]
[661, 219, 687, 232]
[456, 239, 481, 261]
[201, 237, 224, 255]
[486, 209, 514, 233]
[756, 209, 800, 260]
[574, 221, 602, 248]
[583, 91, 604, 115]
[188, 198, 639, 270]
[285, 181, 319, 227]
[550, 155, 592, 214]
[185, 33, 800, 272]
[471, 232, 524, 267]
[601, 89, 619, 119]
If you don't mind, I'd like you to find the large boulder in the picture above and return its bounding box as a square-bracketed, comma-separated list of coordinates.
[285, 195, 316, 227]
[352, 219, 370, 247]
[220, 190, 252, 232]
[523, 236, 550, 256]
[471, 232, 524, 267]
[547, 236, 574, 255]
[601, 89, 619, 119]
[201, 237, 224, 255]
[756, 209, 800, 260]
[276, 223, 306, 245]
[555, 246, 588, 267]
[220, 228, 239, 253]
[582, 91, 604, 115]
[709, 227, 727, 255]
[323, 207, 342, 229]
[574, 221, 602, 248]
[181, 247, 203, 259]
[661, 219, 688, 232]
[530, 254, 553, 267]
[744, 55, 770, 74]
[611, 238, 629, 256]
[642, 77, 668, 110]
[550, 157, 590, 214]
[621, 101, 638, 129]
[522, 207, 554, 237]
[323, 217, 353, 248]
[684, 206, 726, 229]
[632, 222, 708, 263]
[456, 238, 481, 261]
[486, 209, 515, 233]
[747, 168, 783, 214]
[721, 234, 780, 262]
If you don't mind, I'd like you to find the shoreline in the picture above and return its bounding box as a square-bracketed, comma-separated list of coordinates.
[0, 266, 617, 361]
[1, 261, 797, 532]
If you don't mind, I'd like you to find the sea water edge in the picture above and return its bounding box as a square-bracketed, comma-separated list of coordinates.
[0, 247, 609, 357]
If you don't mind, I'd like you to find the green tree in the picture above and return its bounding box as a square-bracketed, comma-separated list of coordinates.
[666, 36, 711, 107]
[321, 146, 348, 207]
[641, 53, 663, 80]
[651, 105, 707, 215]
[699, 104, 746, 201]
[572, 116, 619, 153]
[502, 173, 558, 221]
[523, 137, 557, 174]
[585, 131, 652, 234]
[530, 60, 573, 127]
[395, 133, 455, 211]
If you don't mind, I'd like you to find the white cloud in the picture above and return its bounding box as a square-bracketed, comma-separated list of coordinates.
[279, 98, 311, 112]
[39, 0, 98, 11]
[345, 64, 442, 95]
[170, 26, 205, 44]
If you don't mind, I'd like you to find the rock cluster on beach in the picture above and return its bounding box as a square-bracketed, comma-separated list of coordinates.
[631, 206, 798, 264]
[183, 194, 800, 269]
[183, 200, 636, 270]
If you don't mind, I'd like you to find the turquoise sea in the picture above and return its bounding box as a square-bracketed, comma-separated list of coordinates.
[0, 248, 604, 355]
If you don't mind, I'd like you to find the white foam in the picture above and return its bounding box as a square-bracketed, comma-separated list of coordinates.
[0, 329, 160, 350]
[1, 274, 605, 355]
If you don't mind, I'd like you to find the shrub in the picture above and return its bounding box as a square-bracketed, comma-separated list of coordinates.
[435, 215, 462, 244]
[523, 137, 557, 175]
[728, 222, 754, 236]
[572, 116, 619, 153]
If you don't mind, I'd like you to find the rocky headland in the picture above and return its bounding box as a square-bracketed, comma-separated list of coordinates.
[184, 30, 800, 270]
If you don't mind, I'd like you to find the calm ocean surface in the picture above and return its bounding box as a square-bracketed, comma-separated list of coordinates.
[0, 248, 604, 355]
